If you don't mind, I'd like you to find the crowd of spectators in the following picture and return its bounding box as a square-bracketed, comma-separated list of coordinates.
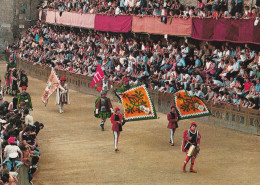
[0, 101, 44, 184]
[41, 0, 260, 20]
[7, 22, 260, 110]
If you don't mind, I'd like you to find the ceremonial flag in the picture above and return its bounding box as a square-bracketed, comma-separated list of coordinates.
[174, 90, 211, 120]
[116, 85, 157, 122]
[41, 68, 59, 105]
[90, 65, 104, 88]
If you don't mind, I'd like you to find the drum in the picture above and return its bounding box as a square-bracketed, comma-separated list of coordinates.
[187, 145, 200, 158]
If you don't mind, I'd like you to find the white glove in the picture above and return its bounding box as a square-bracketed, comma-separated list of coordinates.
[95, 109, 98, 115]
[110, 108, 114, 114]
[25, 100, 28, 102]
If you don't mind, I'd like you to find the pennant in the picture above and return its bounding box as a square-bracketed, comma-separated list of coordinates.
[174, 90, 211, 120]
[41, 68, 59, 105]
[90, 65, 104, 88]
[116, 85, 157, 122]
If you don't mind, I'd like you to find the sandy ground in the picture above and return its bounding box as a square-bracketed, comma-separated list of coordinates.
[1, 61, 260, 185]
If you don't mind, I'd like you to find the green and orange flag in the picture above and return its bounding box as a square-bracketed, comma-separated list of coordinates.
[174, 90, 211, 120]
[116, 85, 157, 122]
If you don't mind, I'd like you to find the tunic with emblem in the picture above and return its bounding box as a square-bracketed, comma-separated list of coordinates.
[181, 129, 201, 152]
[167, 111, 178, 129]
[94, 97, 113, 118]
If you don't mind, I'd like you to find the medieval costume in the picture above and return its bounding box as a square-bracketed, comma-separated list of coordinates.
[4, 70, 12, 94]
[56, 77, 70, 113]
[19, 70, 28, 88]
[110, 107, 123, 152]
[0, 80, 4, 104]
[6, 59, 17, 72]
[101, 75, 112, 92]
[17, 86, 32, 111]
[182, 122, 201, 173]
[94, 91, 113, 131]
[167, 104, 178, 146]
[11, 68, 19, 96]
[119, 78, 131, 92]
[5, 57, 16, 94]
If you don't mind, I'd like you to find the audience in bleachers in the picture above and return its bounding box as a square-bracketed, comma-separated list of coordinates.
[41, 0, 260, 20]
[7, 22, 260, 110]
[0, 100, 44, 184]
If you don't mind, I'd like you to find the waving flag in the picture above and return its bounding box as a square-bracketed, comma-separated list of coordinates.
[42, 68, 59, 105]
[116, 85, 157, 122]
[174, 90, 211, 120]
[90, 65, 104, 88]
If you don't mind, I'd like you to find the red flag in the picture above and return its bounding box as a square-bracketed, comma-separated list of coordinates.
[90, 65, 104, 88]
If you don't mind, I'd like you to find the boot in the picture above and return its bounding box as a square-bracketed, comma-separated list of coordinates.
[190, 158, 197, 173]
[190, 168, 197, 173]
[183, 155, 190, 173]
[182, 163, 187, 173]
[100, 124, 104, 131]
[59, 104, 64, 113]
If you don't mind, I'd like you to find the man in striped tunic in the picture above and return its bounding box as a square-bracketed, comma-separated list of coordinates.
[56, 77, 70, 113]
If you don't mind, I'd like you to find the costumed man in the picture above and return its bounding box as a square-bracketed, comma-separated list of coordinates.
[94, 91, 113, 131]
[110, 107, 123, 152]
[101, 74, 112, 93]
[119, 78, 131, 92]
[5, 56, 17, 94]
[182, 122, 201, 173]
[19, 69, 28, 88]
[167, 104, 178, 146]
[17, 86, 32, 111]
[7, 56, 17, 71]
[0, 80, 4, 104]
[11, 68, 19, 96]
[56, 77, 70, 113]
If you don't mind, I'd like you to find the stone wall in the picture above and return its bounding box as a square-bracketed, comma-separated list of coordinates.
[16, 165, 30, 185]
[15, 57, 260, 135]
[0, 0, 15, 53]
[0, 0, 41, 54]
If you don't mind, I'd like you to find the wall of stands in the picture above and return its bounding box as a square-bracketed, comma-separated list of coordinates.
[45, 10, 95, 29]
[132, 16, 191, 36]
[44, 10, 260, 44]
[191, 18, 260, 44]
[14, 56, 260, 135]
[94, 14, 132, 33]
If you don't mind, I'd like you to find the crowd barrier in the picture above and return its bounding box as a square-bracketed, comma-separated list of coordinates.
[14, 56, 260, 135]
[94, 14, 132, 33]
[191, 18, 260, 44]
[45, 11, 95, 29]
[132, 16, 191, 36]
[44, 10, 260, 44]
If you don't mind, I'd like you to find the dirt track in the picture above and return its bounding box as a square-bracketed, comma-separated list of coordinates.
[1, 61, 260, 185]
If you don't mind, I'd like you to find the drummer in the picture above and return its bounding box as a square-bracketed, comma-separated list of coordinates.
[181, 122, 201, 173]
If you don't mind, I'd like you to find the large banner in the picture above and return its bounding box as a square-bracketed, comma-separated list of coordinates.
[191, 18, 260, 44]
[132, 16, 191, 36]
[116, 85, 157, 122]
[173, 90, 211, 120]
[94, 14, 132, 33]
[42, 68, 59, 105]
[45, 10, 95, 29]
